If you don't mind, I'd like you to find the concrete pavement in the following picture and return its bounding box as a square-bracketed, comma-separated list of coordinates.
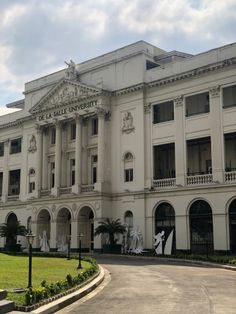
[55, 256, 236, 314]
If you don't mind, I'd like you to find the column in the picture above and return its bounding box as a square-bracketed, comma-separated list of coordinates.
[50, 220, 57, 251]
[209, 86, 224, 183]
[174, 96, 185, 186]
[42, 128, 48, 189]
[72, 115, 82, 194]
[51, 120, 62, 197]
[35, 125, 43, 197]
[70, 219, 78, 251]
[1, 139, 9, 202]
[95, 109, 105, 192]
[144, 103, 152, 188]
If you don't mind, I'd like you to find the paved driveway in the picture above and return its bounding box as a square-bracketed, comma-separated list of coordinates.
[56, 256, 236, 314]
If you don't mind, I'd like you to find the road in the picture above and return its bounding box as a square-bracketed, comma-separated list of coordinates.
[56, 256, 236, 314]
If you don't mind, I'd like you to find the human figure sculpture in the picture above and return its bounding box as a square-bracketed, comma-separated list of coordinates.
[154, 231, 165, 255]
[39, 230, 50, 252]
[129, 226, 143, 254]
[57, 235, 68, 252]
[64, 59, 77, 80]
[28, 135, 37, 153]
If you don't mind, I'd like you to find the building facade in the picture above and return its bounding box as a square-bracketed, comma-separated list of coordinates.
[0, 41, 236, 254]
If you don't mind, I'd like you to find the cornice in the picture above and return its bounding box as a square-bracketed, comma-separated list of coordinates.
[114, 83, 145, 96]
[147, 56, 236, 89]
[0, 115, 33, 130]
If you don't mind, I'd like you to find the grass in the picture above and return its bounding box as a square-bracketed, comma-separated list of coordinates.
[0, 253, 91, 305]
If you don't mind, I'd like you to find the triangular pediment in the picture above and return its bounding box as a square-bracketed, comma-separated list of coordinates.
[30, 79, 106, 114]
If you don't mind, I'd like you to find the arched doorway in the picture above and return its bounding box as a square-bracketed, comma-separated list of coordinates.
[37, 209, 51, 248]
[229, 199, 236, 253]
[6, 213, 18, 247]
[56, 208, 71, 252]
[78, 206, 94, 252]
[155, 203, 176, 254]
[189, 200, 214, 254]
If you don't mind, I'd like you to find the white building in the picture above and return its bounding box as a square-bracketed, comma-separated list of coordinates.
[0, 40, 236, 254]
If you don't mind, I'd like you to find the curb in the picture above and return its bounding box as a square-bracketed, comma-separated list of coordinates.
[94, 253, 236, 271]
[27, 266, 105, 314]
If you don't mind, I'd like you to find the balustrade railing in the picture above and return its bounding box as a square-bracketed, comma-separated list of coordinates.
[153, 178, 176, 188]
[60, 187, 72, 194]
[225, 171, 236, 182]
[187, 174, 213, 185]
[81, 184, 94, 192]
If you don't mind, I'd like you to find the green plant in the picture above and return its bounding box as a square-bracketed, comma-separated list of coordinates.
[0, 220, 27, 247]
[94, 218, 126, 245]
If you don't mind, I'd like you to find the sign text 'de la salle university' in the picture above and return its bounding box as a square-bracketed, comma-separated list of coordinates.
[37, 100, 97, 121]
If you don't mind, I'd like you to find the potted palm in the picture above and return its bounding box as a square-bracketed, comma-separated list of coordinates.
[0, 220, 27, 251]
[94, 218, 126, 253]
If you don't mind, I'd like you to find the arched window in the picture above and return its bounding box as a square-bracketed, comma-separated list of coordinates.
[124, 152, 134, 182]
[155, 202, 176, 254]
[189, 200, 213, 254]
[29, 168, 35, 176]
[124, 210, 133, 228]
[228, 199, 236, 253]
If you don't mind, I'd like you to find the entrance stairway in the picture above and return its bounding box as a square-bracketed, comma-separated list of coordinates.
[0, 290, 14, 314]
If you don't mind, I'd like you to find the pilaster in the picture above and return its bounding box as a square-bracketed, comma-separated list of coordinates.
[144, 103, 152, 188]
[35, 125, 43, 197]
[51, 120, 62, 197]
[42, 128, 48, 190]
[1, 139, 9, 202]
[72, 115, 82, 194]
[209, 86, 224, 183]
[94, 108, 106, 192]
[174, 96, 185, 186]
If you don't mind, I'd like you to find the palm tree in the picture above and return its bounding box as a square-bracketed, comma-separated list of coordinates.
[94, 218, 126, 245]
[0, 220, 27, 248]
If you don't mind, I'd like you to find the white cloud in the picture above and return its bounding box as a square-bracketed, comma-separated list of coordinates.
[0, 0, 235, 106]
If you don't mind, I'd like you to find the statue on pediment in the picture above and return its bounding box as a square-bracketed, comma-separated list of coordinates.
[28, 135, 37, 153]
[64, 59, 77, 80]
[122, 111, 135, 134]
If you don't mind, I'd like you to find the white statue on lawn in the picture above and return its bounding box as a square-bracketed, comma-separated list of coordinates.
[39, 230, 50, 252]
[154, 231, 165, 255]
[129, 226, 144, 254]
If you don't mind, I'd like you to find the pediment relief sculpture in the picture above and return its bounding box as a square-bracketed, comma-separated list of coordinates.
[122, 111, 135, 134]
[28, 135, 37, 153]
[30, 79, 105, 114]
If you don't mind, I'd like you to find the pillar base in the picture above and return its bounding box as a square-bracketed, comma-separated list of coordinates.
[1, 195, 7, 203]
[51, 187, 60, 197]
[94, 182, 105, 193]
[71, 184, 81, 194]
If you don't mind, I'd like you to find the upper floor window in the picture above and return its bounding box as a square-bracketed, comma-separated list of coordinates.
[8, 169, 21, 195]
[91, 117, 98, 136]
[124, 152, 134, 182]
[51, 128, 56, 145]
[70, 123, 76, 140]
[223, 85, 236, 109]
[185, 92, 209, 117]
[91, 155, 97, 184]
[70, 159, 75, 186]
[10, 138, 21, 154]
[153, 101, 174, 124]
[0, 142, 4, 157]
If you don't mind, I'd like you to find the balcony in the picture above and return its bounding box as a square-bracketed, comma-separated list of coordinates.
[81, 184, 94, 193]
[187, 174, 213, 186]
[225, 171, 236, 182]
[153, 178, 176, 189]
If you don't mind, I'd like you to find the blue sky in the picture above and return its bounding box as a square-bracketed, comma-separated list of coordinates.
[0, 0, 236, 108]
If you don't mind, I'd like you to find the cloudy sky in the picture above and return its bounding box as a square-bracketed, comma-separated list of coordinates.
[0, 0, 236, 108]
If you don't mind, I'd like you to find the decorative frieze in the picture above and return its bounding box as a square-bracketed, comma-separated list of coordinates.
[209, 86, 220, 98]
[174, 96, 184, 107]
[144, 103, 151, 114]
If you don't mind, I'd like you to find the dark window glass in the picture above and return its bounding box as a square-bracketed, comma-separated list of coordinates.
[125, 169, 133, 182]
[8, 169, 21, 195]
[92, 118, 98, 135]
[0, 143, 4, 157]
[0, 172, 3, 196]
[186, 92, 209, 117]
[153, 101, 174, 123]
[70, 123, 76, 140]
[10, 138, 21, 154]
[223, 85, 236, 108]
[92, 167, 97, 183]
[51, 128, 56, 144]
[29, 182, 35, 193]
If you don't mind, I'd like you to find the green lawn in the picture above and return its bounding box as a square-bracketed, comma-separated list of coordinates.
[0, 253, 91, 305]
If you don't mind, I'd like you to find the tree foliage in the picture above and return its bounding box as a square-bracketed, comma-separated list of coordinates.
[0, 220, 27, 245]
[94, 218, 126, 245]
